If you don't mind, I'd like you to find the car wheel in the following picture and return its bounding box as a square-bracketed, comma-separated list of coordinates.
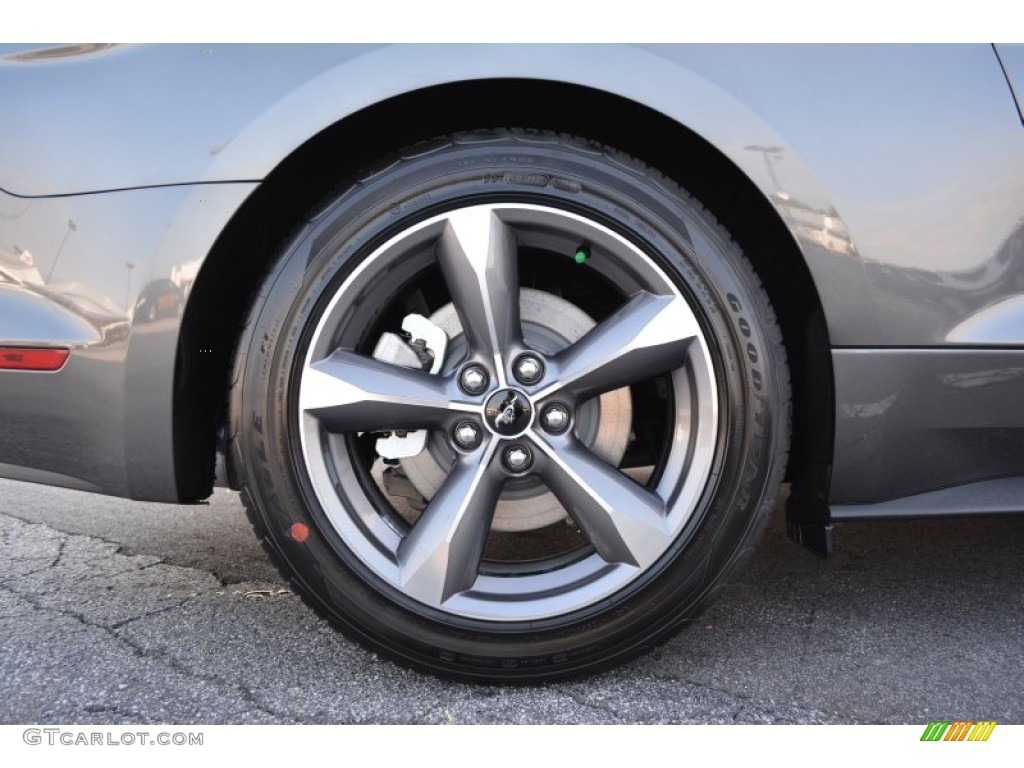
[228, 130, 789, 681]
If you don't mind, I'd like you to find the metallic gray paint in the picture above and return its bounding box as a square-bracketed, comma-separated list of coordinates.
[993, 44, 1024, 124]
[0, 184, 257, 499]
[0, 284, 103, 346]
[831, 349, 1024, 504]
[3, 44, 1022, 350]
[0, 44, 1022, 509]
[831, 476, 1024, 520]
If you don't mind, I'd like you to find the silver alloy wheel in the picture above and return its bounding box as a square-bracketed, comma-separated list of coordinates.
[297, 203, 719, 621]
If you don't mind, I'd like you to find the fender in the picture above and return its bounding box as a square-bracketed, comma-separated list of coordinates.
[3, 44, 1023, 505]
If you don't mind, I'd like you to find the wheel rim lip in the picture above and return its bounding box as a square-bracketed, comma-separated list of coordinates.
[296, 202, 719, 622]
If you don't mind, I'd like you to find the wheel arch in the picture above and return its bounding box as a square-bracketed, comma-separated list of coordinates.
[174, 77, 833, 505]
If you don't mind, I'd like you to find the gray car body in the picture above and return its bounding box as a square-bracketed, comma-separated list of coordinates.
[0, 44, 1022, 523]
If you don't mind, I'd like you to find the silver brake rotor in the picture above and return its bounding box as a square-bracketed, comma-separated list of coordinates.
[386, 288, 632, 532]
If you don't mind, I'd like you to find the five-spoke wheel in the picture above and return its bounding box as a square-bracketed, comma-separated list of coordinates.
[297, 203, 718, 620]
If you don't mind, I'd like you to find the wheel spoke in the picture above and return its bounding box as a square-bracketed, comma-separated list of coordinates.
[530, 434, 672, 568]
[397, 442, 503, 605]
[538, 292, 699, 401]
[299, 349, 474, 433]
[436, 207, 522, 380]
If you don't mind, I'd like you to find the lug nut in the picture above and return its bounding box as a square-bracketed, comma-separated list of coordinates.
[540, 403, 570, 434]
[458, 364, 489, 395]
[502, 444, 533, 473]
[452, 421, 483, 450]
[513, 354, 544, 385]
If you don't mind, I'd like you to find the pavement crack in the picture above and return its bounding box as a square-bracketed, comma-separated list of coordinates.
[561, 689, 627, 722]
[0, 582, 293, 723]
[0, 524, 67, 584]
[0, 563, 58, 583]
[0, 511, 129, 557]
[117, 638, 298, 723]
[109, 598, 193, 629]
[648, 672, 751, 702]
[0, 513, 290, 723]
[51, 537, 66, 568]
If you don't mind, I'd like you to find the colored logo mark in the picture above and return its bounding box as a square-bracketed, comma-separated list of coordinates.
[920, 720, 997, 742]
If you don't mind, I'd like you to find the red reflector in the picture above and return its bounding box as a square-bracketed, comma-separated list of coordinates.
[0, 347, 70, 371]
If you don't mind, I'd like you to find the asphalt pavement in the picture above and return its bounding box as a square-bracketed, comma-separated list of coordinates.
[1, 478, 1021, 724]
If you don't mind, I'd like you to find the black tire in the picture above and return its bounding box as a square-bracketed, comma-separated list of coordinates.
[228, 130, 789, 682]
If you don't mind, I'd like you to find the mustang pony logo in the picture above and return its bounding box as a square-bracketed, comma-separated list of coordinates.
[497, 392, 522, 426]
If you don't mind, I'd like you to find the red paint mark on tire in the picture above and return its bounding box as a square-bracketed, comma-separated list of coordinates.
[290, 523, 309, 543]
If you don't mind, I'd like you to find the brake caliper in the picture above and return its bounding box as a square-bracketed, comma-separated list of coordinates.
[370, 314, 448, 460]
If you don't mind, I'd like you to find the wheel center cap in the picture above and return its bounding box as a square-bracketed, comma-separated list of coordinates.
[484, 388, 533, 437]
